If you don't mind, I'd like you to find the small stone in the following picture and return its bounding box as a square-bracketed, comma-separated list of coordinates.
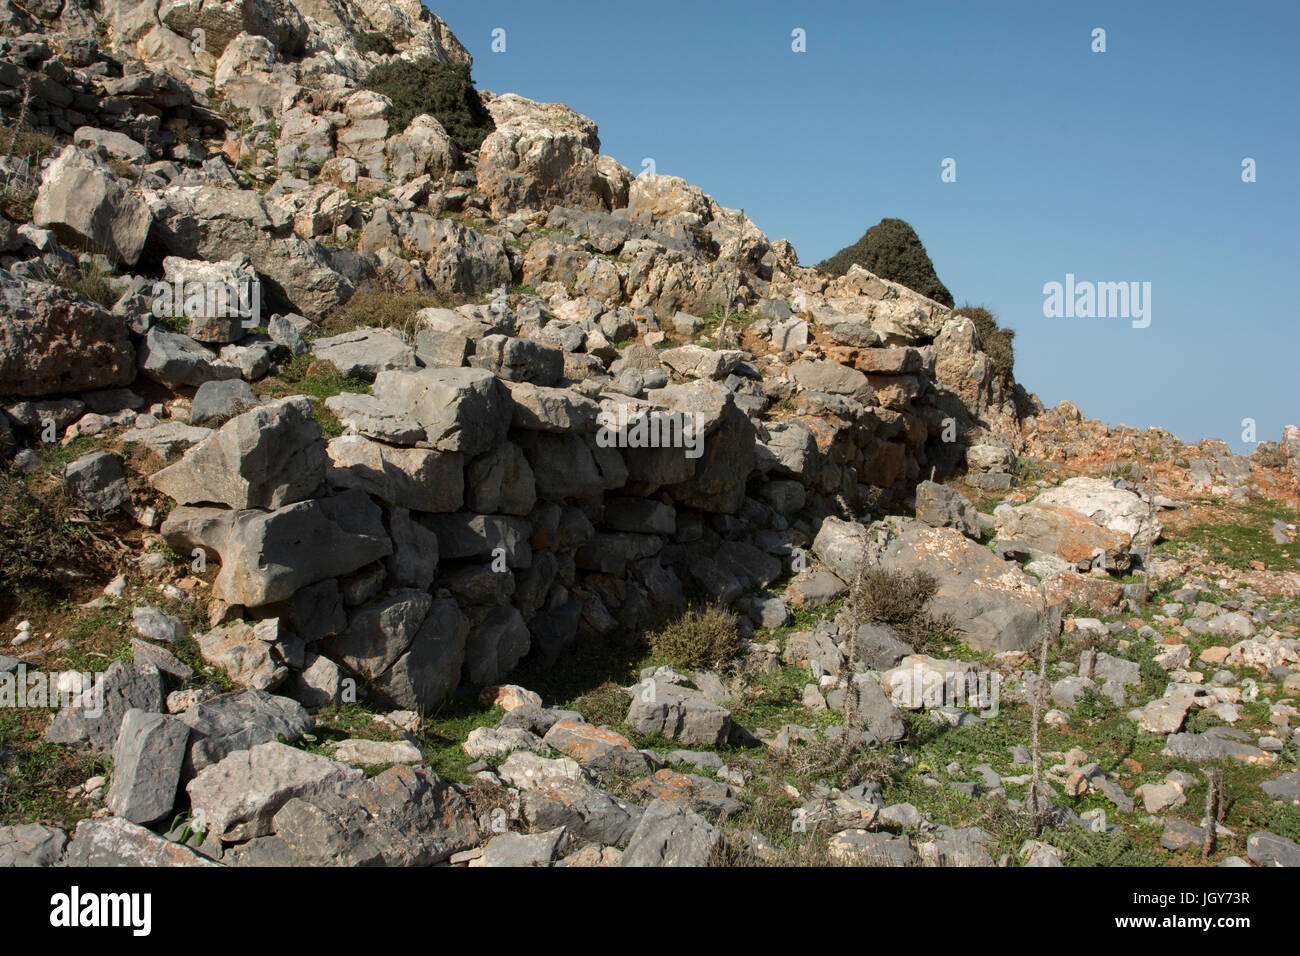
[1136, 783, 1186, 813]
[1159, 818, 1206, 852]
[132, 606, 187, 643]
[478, 685, 543, 712]
[332, 739, 423, 766]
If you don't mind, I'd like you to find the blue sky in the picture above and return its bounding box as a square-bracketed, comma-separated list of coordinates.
[431, 0, 1297, 452]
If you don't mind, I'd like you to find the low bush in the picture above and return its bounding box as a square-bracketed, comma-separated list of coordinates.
[848, 565, 955, 653]
[52, 265, 116, 308]
[650, 603, 744, 671]
[572, 680, 629, 728]
[360, 58, 493, 153]
[954, 303, 1015, 385]
[355, 32, 396, 56]
[321, 286, 469, 340]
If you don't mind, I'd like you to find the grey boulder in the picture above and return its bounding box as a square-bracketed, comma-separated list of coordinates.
[619, 799, 724, 867]
[150, 396, 326, 510]
[625, 683, 731, 747]
[64, 450, 130, 513]
[470, 334, 564, 386]
[915, 480, 980, 539]
[0, 823, 67, 867]
[106, 709, 190, 825]
[311, 328, 418, 380]
[272, 765, 479, 866]
[137, 327, 241, 389]
[371, 366, 509, 458]
[64, 818, 217, 867]
[189, 378, 260, 427]
[186, 741, 364, 842]
[178, 689, 313, 776]
[33, 146, 152, 266]
[45, 661, 165, 754]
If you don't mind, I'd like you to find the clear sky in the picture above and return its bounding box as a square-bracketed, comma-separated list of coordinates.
[431, 0, 1298, 452]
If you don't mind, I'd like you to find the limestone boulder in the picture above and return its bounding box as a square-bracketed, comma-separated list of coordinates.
[149, 396, 326, 510]
[0, 272, 135, 397]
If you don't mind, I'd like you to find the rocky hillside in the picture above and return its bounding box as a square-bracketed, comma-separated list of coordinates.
[1, 2, 1298, 869]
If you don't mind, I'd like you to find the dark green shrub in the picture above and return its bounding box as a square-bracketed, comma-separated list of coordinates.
[954, 303, 1015, 385]
[360, 58, 493, 153]
[650, 603, 743, 671]
[355, 32, 396, 56]
[816, 217, 954, 307]
[1013, 456, 1042, 482]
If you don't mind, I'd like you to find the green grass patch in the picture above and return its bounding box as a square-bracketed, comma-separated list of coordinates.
[0, 709, 105, 829]
[1159, 499, 1300, 571]
[416, 698, 505, 784]
[730, 666, 843, 737]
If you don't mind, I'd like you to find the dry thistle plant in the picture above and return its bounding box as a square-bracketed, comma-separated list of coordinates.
[1026, 582, 1053, 837]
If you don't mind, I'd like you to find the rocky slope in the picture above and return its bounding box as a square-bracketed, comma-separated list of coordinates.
[0, 2, 1298, 868]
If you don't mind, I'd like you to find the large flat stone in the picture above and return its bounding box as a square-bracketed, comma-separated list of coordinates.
[186, 741, 364, 843]
[207, 489, 392, 607]
[371, 366, 508, 457]
[150, 396, 326, 510]
[326, 434, 463, 513]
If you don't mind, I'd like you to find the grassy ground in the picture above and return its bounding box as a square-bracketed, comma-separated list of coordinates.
[1158, 498, 1299, 572]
